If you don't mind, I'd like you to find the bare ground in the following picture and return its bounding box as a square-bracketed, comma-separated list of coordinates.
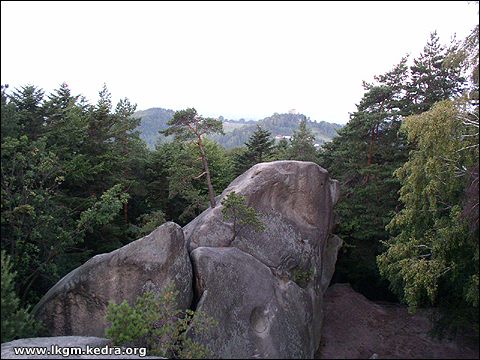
[317, 283, 479, 359]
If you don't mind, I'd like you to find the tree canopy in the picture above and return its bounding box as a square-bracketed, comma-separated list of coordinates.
[162, 108, 224, 208]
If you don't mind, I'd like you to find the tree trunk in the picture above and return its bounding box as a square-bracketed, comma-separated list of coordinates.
[367, 127, 375, 166]
[364, 125, 375, 184]
[124, 202, 129, 224]
[198, 138, 216, 208]
[365, 100, 385, 183]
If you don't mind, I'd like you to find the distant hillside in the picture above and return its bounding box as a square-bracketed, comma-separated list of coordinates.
[134, 107, 175, 148]
[212, 113, 343, 149]
[133, 108, 343, 149]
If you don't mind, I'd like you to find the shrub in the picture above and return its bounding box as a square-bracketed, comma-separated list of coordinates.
[105, 284, 216, 358]
[291, 267, 314, 288]
[221, 191, 265, 243]
[1, 250, 43, 342]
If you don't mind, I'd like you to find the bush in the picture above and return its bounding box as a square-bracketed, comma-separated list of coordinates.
[221, 191, 265, 243]
[291, 267, 314, 288]
[1, 250, 43, 342]
[105, 284, 216, 358]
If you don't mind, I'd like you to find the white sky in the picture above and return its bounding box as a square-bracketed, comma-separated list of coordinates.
[1, 1, 478, 124]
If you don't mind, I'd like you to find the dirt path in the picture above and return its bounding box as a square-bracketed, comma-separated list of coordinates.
[317, 283, 479, 359]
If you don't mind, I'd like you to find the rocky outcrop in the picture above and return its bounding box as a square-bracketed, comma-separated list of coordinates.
[318, 283, 480, 359]
[33, 222, 192, 337]
[190, 247, 313, 358]
[28, 161, 341, 359]
[185, 161, 342, 358]
[0, 336, 162, 359]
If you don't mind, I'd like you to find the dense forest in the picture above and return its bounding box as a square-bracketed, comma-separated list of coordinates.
[1, 23, 478, 346]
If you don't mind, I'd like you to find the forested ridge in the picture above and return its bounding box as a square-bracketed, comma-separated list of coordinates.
[135, 107, 343, 149]
[1, 24, 478, 347]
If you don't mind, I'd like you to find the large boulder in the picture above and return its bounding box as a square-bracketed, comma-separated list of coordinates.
[33, 222, 192, 337]
[184, 161, 342, 358]
[191, 247, 313, 359]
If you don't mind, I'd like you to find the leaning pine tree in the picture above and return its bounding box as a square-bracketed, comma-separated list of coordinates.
[162, 108, 224, 208]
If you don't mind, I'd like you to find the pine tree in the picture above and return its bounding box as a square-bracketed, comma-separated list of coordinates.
[245, 125, 275, 163]
[320, 58, 418, 299]
[42, 83, 86, 152]
[233, 125, 275, 175]
[1, 85, 20, 140]
[273, 138, 290, 160]
[221, 191, 265, 244]
[1, 84, 148, 306]
[10, 85, 45, 140]
[1, 250, 42, 342]
[162, 108, 224, 208]
[321, 31, 470, 300]
[406, 32, 466, 115]
[377, 100, 479, 335]
[288, 116, 318, 162]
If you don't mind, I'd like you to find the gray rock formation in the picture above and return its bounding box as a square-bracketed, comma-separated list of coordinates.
[1, 336, 162, 359]
[191, 247, 313, 359]
[33, 222, 192, 337]
[25, 160, 341, 359]
[185, 161, 342, 358]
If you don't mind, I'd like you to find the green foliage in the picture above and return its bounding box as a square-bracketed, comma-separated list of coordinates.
[162, 108, 224, 141]
[1, 83, 148, 307]
[221, 191, 265, 243]
[406, 32, 466, 115]
[10, 85, 46, 141]
[134, 107, 175, 149]
[1, 135, 76, 305]
[1, 250, 42, 342]
[144, 138, 234, 225]
[2, 83, 235, 313]
[377, 100, 479, 335]
[273, 138, 291, 160]
[212, 113, 341, 149]
[233, 125, 275, 175]
[288, 116, 318, 162]
[243, 125, 275, 163]
[105, 285, 216, 358]
[137, 109, 341, 150]
[319, 58, 411, 300]
[77, 184, 130, 234]
[132, 210, 166, 238]
[1, 85, 20, 140]
[291, 267, 314, 288]
[162, 108, 224, 208]
[320, 31, 468, 302]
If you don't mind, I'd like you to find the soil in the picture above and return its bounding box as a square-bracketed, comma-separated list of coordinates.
[317, 283, 479, 359]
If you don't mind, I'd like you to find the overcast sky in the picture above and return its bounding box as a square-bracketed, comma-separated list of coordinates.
[1, 1, 478, 124]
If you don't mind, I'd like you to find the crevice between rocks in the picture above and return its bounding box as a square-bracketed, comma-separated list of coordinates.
[188, 251, 202, 312]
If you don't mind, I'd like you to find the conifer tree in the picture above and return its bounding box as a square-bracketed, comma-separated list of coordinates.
[221, 191, 265, 244]
[288, 116, 318, 162]
[378, 100, 479, 335]
[273, 138, 290, 160]
[162, 108, 224, 208]
[320, 36, 466, 299]
[10, 85, 45, 141]
[245, 125, 275, 163]
[406, 31, 466, 115]
[1, 250, 42, 342]
[233, 125, 275, 175]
